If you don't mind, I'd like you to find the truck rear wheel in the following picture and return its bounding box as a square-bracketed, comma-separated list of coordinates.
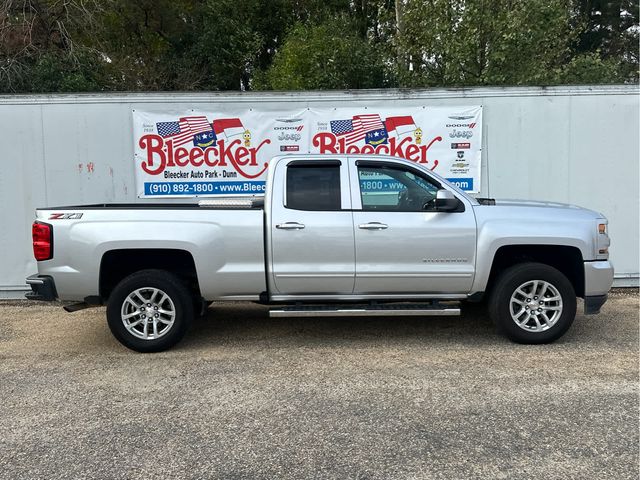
[106, 269, 194, 352]
[488, 262, 576, 344]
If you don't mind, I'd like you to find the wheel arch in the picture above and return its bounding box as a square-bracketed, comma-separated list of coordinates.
[99, 249, 200, 301]
[485, 245, 585, 298]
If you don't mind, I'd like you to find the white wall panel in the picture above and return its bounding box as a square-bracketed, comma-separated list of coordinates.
[0, 105, 48, 295]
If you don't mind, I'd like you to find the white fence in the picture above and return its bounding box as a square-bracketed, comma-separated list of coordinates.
[0, 85, 637, 298]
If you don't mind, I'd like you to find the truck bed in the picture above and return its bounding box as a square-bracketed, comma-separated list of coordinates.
[34, 203, 267, 301]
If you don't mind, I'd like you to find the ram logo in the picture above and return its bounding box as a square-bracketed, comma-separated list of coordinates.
[49, 213, 83, 220]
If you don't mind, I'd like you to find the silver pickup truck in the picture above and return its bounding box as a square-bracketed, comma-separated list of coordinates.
[26, 154, 613, 352]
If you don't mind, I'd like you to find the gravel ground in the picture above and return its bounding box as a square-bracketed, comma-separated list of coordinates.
[0, 290, 638, 480]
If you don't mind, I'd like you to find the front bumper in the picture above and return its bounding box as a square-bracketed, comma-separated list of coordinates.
[583, 260, 614, 315]
[25, 274, 57, 302]
[584, 294, 608, 315]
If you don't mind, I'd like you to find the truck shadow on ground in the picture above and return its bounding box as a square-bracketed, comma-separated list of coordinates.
[180, 296, 631, 351]
[2, 298, 621, 354]
[178, 302, 509, 350]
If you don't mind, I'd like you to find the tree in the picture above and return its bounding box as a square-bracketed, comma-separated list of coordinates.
[98, 0, 355, 91]
[0, 0, 637, 92]
[0, 0, 109, 92]
[99, 0, 264, 90]
[255, 17, 388, 90]
[393, 0, 638, 87]
[570, 0, 639, 83]
[395, 0, 571, 86]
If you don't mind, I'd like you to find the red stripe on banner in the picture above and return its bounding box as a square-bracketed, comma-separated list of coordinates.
[385, 115, 415, 129]
[212, 118, 243, 135]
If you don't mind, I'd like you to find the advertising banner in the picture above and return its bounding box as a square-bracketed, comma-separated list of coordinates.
[133, 105, 482, 197]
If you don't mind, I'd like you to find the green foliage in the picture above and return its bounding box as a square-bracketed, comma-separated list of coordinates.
[190, 0, 264, 90]
[0, 52, 105, 93]
[0, 0, 637, 93]
[570, 0, 639, 83]
[255, 18, 387, 90]
[398, 0, 569, 86]
[558, 52, 624, 84]
[27, 52, 105, 92]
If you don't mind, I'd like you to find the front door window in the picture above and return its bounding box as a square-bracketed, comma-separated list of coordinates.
[358, 166, 440, 211]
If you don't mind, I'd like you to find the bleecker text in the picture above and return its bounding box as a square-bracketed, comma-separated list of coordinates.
[312, 133, 441, 169]
[139, 134, 270, 178]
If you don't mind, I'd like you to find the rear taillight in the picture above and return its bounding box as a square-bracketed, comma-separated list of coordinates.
[32, 222, 53, 261]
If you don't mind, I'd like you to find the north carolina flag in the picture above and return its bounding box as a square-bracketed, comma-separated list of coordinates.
[212, 118, 245, 139]
[385, 116, 416, 136]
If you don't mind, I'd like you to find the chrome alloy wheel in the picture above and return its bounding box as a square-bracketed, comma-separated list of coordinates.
[120, 287, 176, 340]
[509, 280, 563, 332]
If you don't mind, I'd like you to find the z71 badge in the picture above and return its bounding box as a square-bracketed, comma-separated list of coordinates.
[49, 213, 83, 220]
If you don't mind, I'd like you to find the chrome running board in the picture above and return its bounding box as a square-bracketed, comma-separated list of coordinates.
[269, 302, 460, 318]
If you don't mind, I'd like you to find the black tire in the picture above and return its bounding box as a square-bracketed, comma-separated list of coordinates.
[106, 269, 194, 352]
[488, 262, 576, 344]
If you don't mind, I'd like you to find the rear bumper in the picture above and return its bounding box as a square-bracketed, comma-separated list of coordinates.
[25, 274, 58, 302]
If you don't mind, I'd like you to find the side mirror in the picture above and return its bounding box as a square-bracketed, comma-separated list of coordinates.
[434, 189, 460, 212]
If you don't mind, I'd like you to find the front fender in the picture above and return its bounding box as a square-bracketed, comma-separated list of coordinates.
[471, 217, 594, 294]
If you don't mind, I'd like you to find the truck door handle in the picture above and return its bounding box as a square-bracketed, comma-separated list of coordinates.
[358, 222, 388, 230]
[276, 222, 305, 230]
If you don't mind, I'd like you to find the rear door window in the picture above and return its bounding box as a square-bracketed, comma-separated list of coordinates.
[286, 164, 341, 211]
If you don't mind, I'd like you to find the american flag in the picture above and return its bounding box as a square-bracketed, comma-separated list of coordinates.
[156, 116, 213, 147]
[330, 114, 385, 145]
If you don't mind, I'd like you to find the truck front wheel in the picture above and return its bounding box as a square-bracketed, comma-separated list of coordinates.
[488, 262, 576, 344]
[106, 269, 194, 352]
